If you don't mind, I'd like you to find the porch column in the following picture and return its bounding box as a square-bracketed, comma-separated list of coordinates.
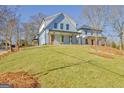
[53, 32, 55, 45]
[59, 33, 62, 44]
[48, 33, 51, 44]
[78, 36, 80, 45]
[69, 35, 72, 45]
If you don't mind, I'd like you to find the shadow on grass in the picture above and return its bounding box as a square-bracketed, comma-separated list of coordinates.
[55, 50, 124, 79]
[33, 60, 90, 76]
[34, 50, 124, 79]
[33, 50, 91, 76]
[88, 62, 124, 78]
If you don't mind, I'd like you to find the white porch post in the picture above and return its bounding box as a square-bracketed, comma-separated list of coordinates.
[77, 34, 81, 45]
[60, 33, 62, 44]
[69, 35, 72, 45]
[48, 33, 51, 44]
[54, 32, 55, 45]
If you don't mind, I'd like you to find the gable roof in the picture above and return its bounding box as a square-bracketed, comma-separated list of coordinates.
[42, 12, 77, 29]
[43, 12, 61, 28]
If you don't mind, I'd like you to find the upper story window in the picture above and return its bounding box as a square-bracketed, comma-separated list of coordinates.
[54, 23, 58, 29]
[66, 24, 69, 30]
[60, 23, 63, 29]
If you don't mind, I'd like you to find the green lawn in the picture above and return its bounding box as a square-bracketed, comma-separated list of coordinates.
[0, 45, 124, 87]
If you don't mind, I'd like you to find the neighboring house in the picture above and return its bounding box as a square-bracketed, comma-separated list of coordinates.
[77, 25, 106, 46]
[38, 12, 81, 45]
[38, 12, 106, 46]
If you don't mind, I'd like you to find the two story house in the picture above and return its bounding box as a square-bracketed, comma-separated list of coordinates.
[78, 25, 106, 45]
[38, 12, 106, 46]
[38, 12, 81, 45]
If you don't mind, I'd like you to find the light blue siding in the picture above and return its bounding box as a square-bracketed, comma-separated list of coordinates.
[39, 29, 49, 45]
[46, 14, 76, 32]
[39, 31, 45, 45]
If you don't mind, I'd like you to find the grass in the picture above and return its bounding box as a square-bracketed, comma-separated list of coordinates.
[0, 45, 124, 87]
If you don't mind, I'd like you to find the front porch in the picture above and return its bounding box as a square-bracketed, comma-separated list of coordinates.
[84, 36, 106, 46]
[48, 30, 81, 45]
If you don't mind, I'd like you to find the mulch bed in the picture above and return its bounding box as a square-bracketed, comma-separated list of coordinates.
[89, 51, 114, 59]
[91, 46, 124, 56]
[0, 71, 40, 88]
[89, 46, 124, 59]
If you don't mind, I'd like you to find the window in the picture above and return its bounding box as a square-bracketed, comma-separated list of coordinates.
[54, 23, 57, 29]
[60, 23, 63, 29]
[66, 24, 69, 30]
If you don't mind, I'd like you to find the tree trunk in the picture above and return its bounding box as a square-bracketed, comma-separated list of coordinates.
[9, 39, 12, 52]
[120, 36, 123, 50]
[5, 33, 8, 50]
[5, 38, 8, 50]
[16, 42, 19, 51]
[25, 40, 28, 47]
[9, 28, 13, 52]
[16, 28, 20, 51]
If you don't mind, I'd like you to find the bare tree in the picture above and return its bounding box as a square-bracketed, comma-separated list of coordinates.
[82, 6, 107, 46]
[22, 12, 46, 47]
[22, 23, 31, 46]
[0, 6, 21, 51]
[0, 6, 11, 49]
[8, 17, 16, 51]
[30, 13, 45, 30]
[14, 15, 21, 51]
[109, 6, 124, 50]
[30, 13, 46, 40]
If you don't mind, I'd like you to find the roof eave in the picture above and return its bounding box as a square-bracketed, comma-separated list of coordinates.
[78, 27, 102, 32]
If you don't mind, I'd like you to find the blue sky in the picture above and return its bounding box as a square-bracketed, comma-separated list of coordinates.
[14, 5, 84, 26]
